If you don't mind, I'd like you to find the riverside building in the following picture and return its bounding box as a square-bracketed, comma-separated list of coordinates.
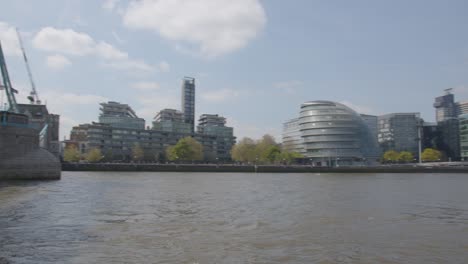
[66, 78, 235, 162]
[377, 113, 421, 155]
[282, 101, 381, 166]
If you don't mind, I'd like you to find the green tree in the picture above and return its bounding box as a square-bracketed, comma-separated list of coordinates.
[263, 145, 281, 164]
[398, 151, 414, 163]
[231, 137, 256, 162]
[255, 134, 278, 163]
[132, 143, 144, 162]
[166, 137, 203, 162]
[421, 148, 442, 162]
[85, 148, 103, 163]
[383, 150, 399, 163]
[63, 145, 81, 162]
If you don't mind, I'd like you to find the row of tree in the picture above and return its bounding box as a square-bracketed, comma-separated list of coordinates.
[63, 137, 205, 163]
[231, 134, 303, 164]
[382, 148, 443, 163]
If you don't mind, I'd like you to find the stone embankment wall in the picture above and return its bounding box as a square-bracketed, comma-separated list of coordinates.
[62, 163, 468, 173]
[0, 126, 61, 180]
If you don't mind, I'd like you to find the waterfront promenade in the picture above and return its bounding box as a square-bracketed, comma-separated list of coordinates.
[62, 162, 468, 173]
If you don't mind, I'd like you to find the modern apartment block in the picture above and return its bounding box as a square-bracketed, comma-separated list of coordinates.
[66, 78, 235, 162]
[377, 113, 421, 155]
[434, 89, 457, 122]
[428, 90, 461, 160]
[459, 114, 468, 160]
[152, 109, 191, 134]
[182, 77, 195, 132]
[99, 101, 145, 130]
[282, 101, 381, 166]
[197, 114, 236, 160]
[456, 101, 468, 116]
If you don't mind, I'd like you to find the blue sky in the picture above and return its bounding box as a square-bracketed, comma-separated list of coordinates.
[1, 0, 468, 140]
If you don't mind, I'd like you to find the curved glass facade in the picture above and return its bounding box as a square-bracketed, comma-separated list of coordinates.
[283, 101, 380, 166]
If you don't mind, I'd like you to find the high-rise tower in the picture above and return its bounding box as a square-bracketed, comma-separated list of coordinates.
[434, 88, 456, 123]
[181, 77, 195, 133]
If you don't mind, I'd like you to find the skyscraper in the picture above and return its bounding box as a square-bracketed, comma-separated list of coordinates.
[181, 77, 195, 133]
[434, 88, 456, 122]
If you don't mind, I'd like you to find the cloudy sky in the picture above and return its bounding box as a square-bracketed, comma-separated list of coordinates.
[1, 0, 468, 140]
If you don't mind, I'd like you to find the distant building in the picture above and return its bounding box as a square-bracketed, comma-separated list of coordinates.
[431, 90, 461, 161]
[152, 109, 191, 134]
[422, 122, 441, 150]
[181, 77, 195, 133]
[360, 114, 379, 146]
[438, 118, 460, 161]
[459, 114, 468, 160]
[282, 101, 381, 166]
[17, 104, 60, 157]
[434, 89, 456, 122]
[455, 101, 468, 116]
[378, 113, 421, 155]
[197, 114, 235, 161]
[99, 101, 145, 130]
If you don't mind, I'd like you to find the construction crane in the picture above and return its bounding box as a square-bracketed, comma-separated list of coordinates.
[0, 41, 19, 113]
[16, 28, 41, 105]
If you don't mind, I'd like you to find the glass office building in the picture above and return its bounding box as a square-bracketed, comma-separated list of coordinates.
[283, 101, 380, 166]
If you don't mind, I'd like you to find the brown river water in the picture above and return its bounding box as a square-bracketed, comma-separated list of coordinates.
[0, 172, 467, 263]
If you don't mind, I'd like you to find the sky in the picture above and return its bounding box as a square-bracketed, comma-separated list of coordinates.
[1, 0, 468, 141]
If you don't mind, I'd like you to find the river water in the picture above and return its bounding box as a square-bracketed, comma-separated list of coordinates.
[0, 172, 467, 264]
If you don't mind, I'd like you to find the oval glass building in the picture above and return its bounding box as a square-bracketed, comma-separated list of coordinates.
[283, 101, 380, 166]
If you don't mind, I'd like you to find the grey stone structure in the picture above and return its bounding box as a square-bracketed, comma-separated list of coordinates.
[17, 104, 60, 157]
[0, 111, 60, 180]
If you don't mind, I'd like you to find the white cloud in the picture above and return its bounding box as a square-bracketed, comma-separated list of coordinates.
[122, 0, 267, 57]
[0, 21, 21, 56]
[33, 27, 95, 56]
[95, 41, 128, 60]
[273, 80, 303, 94]
[103, 0, 121, 11]
[32, 27, 166, 74]
[131, 81, 160, 91]
[46, 54, 72, 70]
[201, 88, 239, 102]
[158, 61, 170, 72]
[101, 59, 154, 73]
[112, 31, 125, 44]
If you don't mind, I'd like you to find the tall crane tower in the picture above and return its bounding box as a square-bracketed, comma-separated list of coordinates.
[16, 28, 41, 105]
[0, 41, 19, 113]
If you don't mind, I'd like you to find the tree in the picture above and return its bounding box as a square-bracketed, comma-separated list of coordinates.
[383, 150, 399, 163]
[421, 148, 442, 162]
[63, 145, 81, 162]
[398, 151, 414, 163]
[166, 137, 203, 162]
[85, 148, 103, 163]
[231, 137, 256, 162]
[255, 134, 278, 163]
[132, 143, 144, 162]
[263, 145, 281, 163]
